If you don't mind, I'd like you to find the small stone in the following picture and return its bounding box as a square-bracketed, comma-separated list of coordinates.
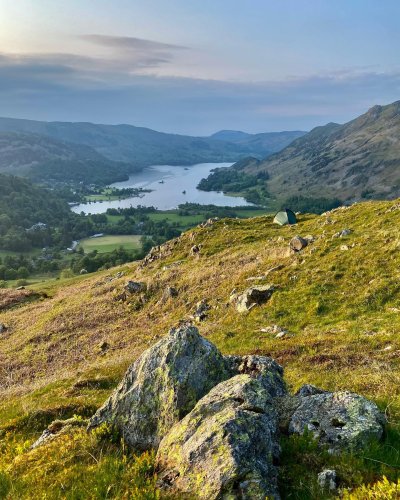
[124, 281, 146, 293]
[289, 236, 308, 252]
[193, 300, 211, 322]
[0, 323, 8, 334]
[98, 341, 109, 352]
[318, 469, 337, 491]
[190, 245, 200, 255]
[340, 245, 349, 251]
[163, 286, 178, 300]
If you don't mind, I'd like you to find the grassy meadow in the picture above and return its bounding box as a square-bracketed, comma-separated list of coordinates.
[78, 235, 142, 254]
[1, 200, 400, 497]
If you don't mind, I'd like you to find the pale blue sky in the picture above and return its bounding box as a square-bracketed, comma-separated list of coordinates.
[0, 0, 399, 134]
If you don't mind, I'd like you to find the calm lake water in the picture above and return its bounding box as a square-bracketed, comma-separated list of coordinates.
[72, 163, 251, 214]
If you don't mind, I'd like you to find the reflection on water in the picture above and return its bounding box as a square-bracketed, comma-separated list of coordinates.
[72, 163, 252, 214]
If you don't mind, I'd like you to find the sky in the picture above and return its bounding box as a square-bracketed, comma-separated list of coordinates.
[0, 0, 399, 135]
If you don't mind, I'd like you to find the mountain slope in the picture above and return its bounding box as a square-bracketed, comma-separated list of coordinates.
[210, 129, 306, 156]
[241, 101, 400, 202]
[0, 117, 252, 166]
[0, 132, 136, 185]
[1, 199, 400, 496]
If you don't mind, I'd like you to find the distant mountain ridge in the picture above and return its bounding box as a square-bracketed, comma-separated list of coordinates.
[0, 117, 305, 186]
[221, 100, 400, 204]
[209, 129, 306, 156]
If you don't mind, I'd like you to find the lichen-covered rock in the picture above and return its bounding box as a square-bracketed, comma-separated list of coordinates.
[225, 354, 287, 397]
[287, 391, 385, 450]
[230, 285, 275, 313]
[88, 325, 231, 450]
[156, 374, 280, 500]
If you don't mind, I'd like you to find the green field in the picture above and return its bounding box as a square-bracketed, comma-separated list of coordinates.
[78, 235, 142, 254]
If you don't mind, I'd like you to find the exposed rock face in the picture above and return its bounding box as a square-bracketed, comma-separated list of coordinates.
[156, 374, 281, 500]
[88, 325, 231, 450]
[285, 390, 385, 450]
[230, 285, 275, 313]
[289, 235, 308, 252]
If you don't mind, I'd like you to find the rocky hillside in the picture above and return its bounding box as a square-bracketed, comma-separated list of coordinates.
[1, 199, 400, 497]
[225, 100, 400, 205]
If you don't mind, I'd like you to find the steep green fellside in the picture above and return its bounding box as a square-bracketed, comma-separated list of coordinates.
[213, 100, 400, 209]
[1, 199, 400, 498]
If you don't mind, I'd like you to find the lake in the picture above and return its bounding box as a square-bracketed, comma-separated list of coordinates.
[72, 163, 251, 214]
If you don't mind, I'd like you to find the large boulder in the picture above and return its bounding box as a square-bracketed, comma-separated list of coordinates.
[230, 285, 275, 313]
[156, 374, 281, 500]
[282, 388, 385, 451]
[88, 325, 231, 450]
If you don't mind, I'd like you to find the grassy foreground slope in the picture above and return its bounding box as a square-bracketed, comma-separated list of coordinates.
[1, 199, 400, 497]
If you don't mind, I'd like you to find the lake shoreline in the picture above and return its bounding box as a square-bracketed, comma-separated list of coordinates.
[72, 163, 252, 214]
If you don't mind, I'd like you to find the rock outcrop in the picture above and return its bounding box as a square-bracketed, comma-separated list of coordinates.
[280, 386, 385, 451]
[85, 327, 385, 498]
[88, 325, 231, 450]
[289, 235, 308, 252]
[230, 285, 275, 313]
[156, 374, 281, 500]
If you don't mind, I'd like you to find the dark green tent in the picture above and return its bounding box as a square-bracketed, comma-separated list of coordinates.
[273, 208, 297, 226]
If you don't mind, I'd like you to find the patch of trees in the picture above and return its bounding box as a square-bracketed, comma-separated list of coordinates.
[26, 159, 135, 187]
[70, 247, 139, 274]
[197, 168, 269, 193]
[283, 195, 341, 214]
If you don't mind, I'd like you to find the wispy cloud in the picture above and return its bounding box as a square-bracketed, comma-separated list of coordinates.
[0, 45, 399, 134]
[81, 34, 188, 52]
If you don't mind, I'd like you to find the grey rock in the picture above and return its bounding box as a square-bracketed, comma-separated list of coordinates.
[225, 354, 287, 398]
[193, 299, 211, 322]
[318, 469, 337, 491]
[296, 384, 328, 397]
[0, 323, 8, 334]
[289, 236, 308, 252]
[124, 281, 146, 293]
[161, 286, 178, 303]
[288, 391, 385, 450]
[230, 285, 275, 313]
[156, 374, 280, 500]
[31, 417, 88, 449]
[88, 325, 231, 450]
